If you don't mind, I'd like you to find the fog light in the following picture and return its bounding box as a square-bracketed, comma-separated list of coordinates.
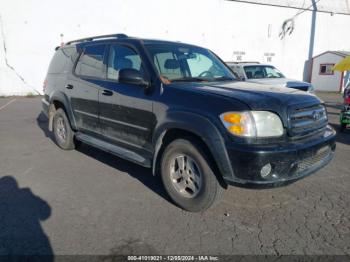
[260, 163, 272, 178]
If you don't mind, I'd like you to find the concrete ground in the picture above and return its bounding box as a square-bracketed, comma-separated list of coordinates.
[0, 93, 349, 256]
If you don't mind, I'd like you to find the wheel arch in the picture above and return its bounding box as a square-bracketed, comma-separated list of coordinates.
[48, 91, 77, 131]
[152, 111, 234, 185]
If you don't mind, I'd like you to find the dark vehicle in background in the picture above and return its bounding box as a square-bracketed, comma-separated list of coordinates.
[42, 34, 336, 211]
[226, 62, 315, 93]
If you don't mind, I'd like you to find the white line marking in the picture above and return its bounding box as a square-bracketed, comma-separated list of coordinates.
[0, 98, 16, 111]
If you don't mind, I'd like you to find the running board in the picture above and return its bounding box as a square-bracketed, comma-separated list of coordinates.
[75, 132, 151, 167]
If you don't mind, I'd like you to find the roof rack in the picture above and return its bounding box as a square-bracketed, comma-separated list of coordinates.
[65, 34, 128, 45]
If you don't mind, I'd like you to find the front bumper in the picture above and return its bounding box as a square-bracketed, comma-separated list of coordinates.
[223, 125, 336, 186]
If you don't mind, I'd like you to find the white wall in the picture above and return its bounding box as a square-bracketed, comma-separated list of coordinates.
[0, 0, 350, 96]
[311, 53, 344, 92]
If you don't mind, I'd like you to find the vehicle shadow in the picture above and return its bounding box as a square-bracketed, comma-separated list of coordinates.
[36, 112, 171, 204]
[0, 176, 53, 261]
[330, 123, 350, 146]
[77, 144, 170, 202]
[36, 112, 55, 142]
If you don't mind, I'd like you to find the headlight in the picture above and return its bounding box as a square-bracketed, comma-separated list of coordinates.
[220, 111, 284, 138]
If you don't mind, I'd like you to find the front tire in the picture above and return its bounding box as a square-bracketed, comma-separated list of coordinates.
[160, 138, 224, 212]
[53, 108, 75, 150]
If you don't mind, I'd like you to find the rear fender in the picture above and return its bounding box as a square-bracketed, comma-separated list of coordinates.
[49, 91, 77, 131]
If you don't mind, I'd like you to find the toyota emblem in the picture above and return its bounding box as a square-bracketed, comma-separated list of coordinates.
[312, 111, 321, 121]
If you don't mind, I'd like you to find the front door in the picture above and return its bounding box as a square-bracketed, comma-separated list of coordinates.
[98, 43, 156, 153]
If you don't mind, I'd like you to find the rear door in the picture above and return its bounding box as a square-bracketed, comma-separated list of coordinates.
[99, 43, 156, 153]
[67, 44, 107, 135]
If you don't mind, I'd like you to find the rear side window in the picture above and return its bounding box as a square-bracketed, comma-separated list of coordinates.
[75, 44, 106, 78]
[48, 48, 75, 74]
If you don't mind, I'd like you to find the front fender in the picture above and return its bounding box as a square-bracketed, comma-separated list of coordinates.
[152, 111, 234, 181]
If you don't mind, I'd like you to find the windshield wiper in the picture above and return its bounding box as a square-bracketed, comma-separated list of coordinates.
[171, 77, 208, 83]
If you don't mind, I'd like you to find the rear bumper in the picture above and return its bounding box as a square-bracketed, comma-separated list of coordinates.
[223, 125, 336, 187]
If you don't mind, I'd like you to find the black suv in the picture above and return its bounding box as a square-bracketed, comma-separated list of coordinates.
[42, 34, 336, 212]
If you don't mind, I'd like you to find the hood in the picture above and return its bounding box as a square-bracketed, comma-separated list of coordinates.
[246, 78, 312, 91]
[186, 81, 321, 115]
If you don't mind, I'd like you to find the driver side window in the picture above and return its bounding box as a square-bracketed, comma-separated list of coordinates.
[107, 45, 142, 81]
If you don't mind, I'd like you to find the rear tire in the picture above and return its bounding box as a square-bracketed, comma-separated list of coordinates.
[160, 138, 224, 212]
[53, 108, 75, 150]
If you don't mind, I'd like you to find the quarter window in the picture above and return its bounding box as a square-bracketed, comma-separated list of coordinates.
[107, 45, 142, 81]
[48, 47, 75, 74]
[75, 44, 106, 78]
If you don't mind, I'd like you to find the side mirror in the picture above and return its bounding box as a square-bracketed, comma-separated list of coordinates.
[119, 68, 149, 87]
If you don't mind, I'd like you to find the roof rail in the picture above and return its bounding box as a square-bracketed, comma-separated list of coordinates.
[65, 34, 128, 45]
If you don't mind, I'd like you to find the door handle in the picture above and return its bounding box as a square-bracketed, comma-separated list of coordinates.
[102, 90, 113, 96]
[66, 84, 74, 89]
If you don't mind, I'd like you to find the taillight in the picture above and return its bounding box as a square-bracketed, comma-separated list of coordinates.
[43, 78, 48, 92]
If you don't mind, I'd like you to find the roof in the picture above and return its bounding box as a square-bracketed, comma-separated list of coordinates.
[313, 51, 350, 59]
[332, 51, 350, 57]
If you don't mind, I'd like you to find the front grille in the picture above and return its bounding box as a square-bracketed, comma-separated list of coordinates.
[297, 146, 332, 172]
[288, 103, 328, 137]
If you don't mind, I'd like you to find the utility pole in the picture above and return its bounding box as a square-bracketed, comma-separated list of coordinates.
[306, 0, 318, 82]
[308, 0, 317, 62]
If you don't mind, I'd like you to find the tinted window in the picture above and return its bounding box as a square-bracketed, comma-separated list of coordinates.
[107, 45, 142, 81]
[75, 45, 106, 78]
[48, 47, 75, 74]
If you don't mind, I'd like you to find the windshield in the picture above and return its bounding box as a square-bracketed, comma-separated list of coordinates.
[243, 65, 285, 79]
[145, 44, 236, 83]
